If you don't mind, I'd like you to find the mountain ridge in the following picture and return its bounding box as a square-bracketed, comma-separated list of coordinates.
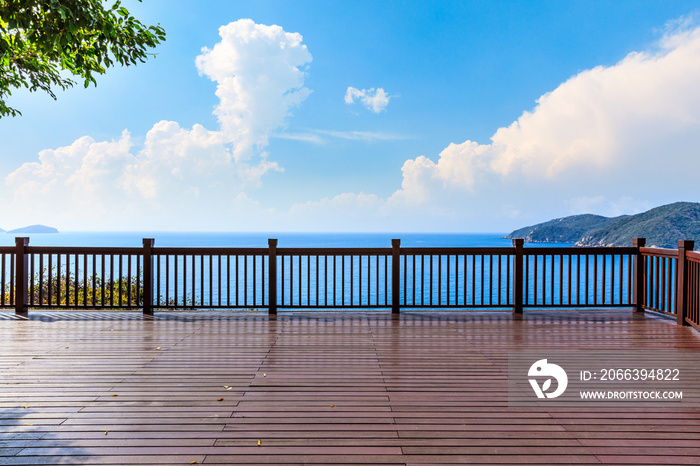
[504, 202, 700, 249]
[3, 225, 59, 234]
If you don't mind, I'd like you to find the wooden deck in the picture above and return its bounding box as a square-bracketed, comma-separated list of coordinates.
[1, 310, 700, 465]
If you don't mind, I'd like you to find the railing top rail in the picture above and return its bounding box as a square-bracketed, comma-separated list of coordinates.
[524, 246, 637, 255]
[26, 246, 143, 255]
[401, 246, 513, 255]
[687, 250, 700, 262]
[152, 246, 269, 255]
[277, 247, 391, 256]
[640, 247, 678, 258]
[8, 244, 645, 258]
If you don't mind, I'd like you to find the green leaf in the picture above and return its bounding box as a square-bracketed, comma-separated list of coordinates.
[0, 0, 166, 118]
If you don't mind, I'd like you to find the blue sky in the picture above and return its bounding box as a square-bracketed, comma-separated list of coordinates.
[1, 0, 699, 232]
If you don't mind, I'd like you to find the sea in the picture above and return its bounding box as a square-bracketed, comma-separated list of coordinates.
[0, 231, 534, 248]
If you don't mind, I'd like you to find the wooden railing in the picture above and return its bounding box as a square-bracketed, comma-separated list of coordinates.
[686, 250, 700, 330]
[151, 245, 269, 310]
[276, 246, 391, 309]
[637, 239, 699, 330]
[1, 237, 698, 329]
[521, 246, 635, 308]
[398, 247, 514, 309]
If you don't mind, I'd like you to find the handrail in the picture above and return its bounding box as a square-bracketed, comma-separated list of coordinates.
[277, 247, 391, 255]
[400, 246, 513, 255]
[152, 246, 268, 255]
[686, 250, 700, 262]
[640, 247, 677, 258]
[26, 246, 143, 254]
[2, 236, 698, 330]
[526, 246, 637, 255]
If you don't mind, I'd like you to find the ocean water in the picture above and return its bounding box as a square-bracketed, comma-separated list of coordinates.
[0, 231, 520, 248]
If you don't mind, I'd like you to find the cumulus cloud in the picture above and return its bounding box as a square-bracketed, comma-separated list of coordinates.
[283, 191, 448, 232]
[6, 19, 700, 233]
[289, 192, 384, 222]
[2, 20, 309, 230]
[3, 122, 258, 229]
[382, 23, 700, 229]
[345, 87, 390, 113]
[281, 22, 700, 232]
[196, 19, 312, 160]
[5, 132, 137, 226]
[567, 196, 652, 218]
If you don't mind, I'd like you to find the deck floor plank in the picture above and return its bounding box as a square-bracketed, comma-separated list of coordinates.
[0, 310, 699, 464]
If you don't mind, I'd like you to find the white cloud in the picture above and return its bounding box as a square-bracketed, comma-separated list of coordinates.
[345, 87, 390, 113]
[315, 129, 409, 142]
[382, 23, 700, 229]
[282, 23, 700, 232]
[6, 19, 700, 233]
[195, 19, 312, 161]
[272, 128, 410, 145]
[273, 132, 325, 144]
[3, 123, 251, 229]
[5, 131, 137, 226]
[287, 192, 388, 231]
[567, 196, 652, 218]
[2, 20, 308, 230]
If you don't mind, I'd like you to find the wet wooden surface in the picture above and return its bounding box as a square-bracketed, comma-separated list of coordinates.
[1, 310, 699, 465]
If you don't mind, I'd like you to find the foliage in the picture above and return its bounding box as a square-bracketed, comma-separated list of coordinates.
[0, 0, 165, 117]
[2, 269, 143, 307]
[1, 269, 199, 309]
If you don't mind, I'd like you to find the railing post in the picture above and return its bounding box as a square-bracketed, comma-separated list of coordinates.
[391, 239, 401, 314]
[268, 239, 278, 315]
[512, 238, 524, 314]
[142, 238, 155, 315]
[633, 238, 646, 312]
[14, 237, 29, 315]
[676, 240, 694, 326]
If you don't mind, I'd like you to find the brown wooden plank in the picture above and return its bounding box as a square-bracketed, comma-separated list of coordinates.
[0, 309, 699, 465]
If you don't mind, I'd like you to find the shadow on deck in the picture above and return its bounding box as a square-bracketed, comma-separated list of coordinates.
[1, 309, 699, 465]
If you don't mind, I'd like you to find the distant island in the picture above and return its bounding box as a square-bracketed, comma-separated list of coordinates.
[504, 202, 700, 249]
[4, 225, 59, 234]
